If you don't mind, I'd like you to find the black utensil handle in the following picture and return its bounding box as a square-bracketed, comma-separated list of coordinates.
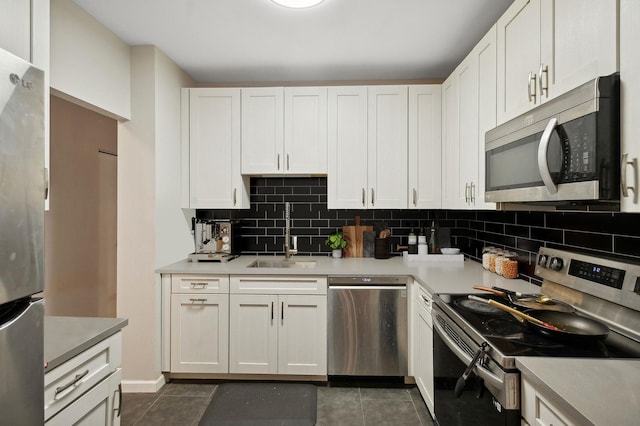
[455, 342, 488, 398]
[454, 376, 467, 398]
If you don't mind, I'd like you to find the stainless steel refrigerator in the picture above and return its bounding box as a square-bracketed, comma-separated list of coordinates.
[0, 47, 46, 425]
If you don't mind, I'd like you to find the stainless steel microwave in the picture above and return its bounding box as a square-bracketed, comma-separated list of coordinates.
[485, 74, 620, 207]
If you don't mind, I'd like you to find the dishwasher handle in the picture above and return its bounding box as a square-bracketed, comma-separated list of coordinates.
[329, 285, 407, 291]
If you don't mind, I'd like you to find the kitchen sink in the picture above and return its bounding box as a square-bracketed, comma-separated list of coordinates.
[247, 259, 317, 269]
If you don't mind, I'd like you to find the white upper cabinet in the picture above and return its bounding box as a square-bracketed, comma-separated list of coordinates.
[441, 75, 458, 210]
[442, 26, 497, 211]
[327, 86, 369, 208]
[183, 88, 249, 209]
[497, 0, 618, 124]
[284, 87, 328, 174]
[408, 85, 442, 209]
[241, 87, 284, 174]
[242, 87, 327, 175]
[620, 0, 640, 212]
[367, 86, 409, 209]
[328, 85, 408, 209]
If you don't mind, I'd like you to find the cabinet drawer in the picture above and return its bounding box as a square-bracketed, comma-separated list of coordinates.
[171, 274, 230, 293]
[44, 332, 122, 421]
[230, 276, 327, 295]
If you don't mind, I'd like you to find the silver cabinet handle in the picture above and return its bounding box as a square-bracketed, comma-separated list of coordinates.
[538, 118, 559, 194]
[233, 188, 237, 206]
[371, 188, 375, 206]
[538, 64, 549, 98]
[621, 153, 638, 201]
[281, 301, 284, 321]
[113, 383, 122, 417]
[286, 154, 290, 170]
[362, 188, 365, 206]
[271, 301, 274, 321]
[277, 154, 280, 170]
[470, 182, 476, 204]
[55, 369, 89, 398]
[421, 295, 431, 307]
[412, 188, 417, 206]
[189, 298, 206, 303]
[190, 282, 207, 288]
[464, 183, 470, 203]
[44, 167, 49, 200]
[528, 71, 537, 103]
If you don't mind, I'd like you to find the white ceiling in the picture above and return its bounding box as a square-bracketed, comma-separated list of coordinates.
[73, 0, 514, 83]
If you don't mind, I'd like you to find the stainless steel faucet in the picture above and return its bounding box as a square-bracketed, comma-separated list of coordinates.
[284, 202, 297, 258]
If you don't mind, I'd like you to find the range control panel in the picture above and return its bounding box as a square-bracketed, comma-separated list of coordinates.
[568, 260, 625, 289]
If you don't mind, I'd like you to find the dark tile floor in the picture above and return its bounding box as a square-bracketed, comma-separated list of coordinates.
[121, 380, 434, 426]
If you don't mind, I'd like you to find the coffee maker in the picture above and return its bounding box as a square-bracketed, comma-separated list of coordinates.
[188, 219, 241, 262]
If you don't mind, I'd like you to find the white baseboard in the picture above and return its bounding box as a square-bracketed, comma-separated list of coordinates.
[121, 375, 166, 393]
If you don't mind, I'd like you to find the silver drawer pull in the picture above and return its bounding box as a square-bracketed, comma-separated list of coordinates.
[189, 298, 207, 303]
[190, 282, 207, 288]
[54, 369, 89, 398]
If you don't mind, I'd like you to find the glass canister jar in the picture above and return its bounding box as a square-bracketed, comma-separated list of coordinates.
[488, 249, 499, 273]
[502, 252, 519, 279]
[494, 250, 506, 275]
[482, 246, 495, 270]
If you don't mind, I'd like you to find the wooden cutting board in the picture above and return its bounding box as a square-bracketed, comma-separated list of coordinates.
[342, 216, 373, 258]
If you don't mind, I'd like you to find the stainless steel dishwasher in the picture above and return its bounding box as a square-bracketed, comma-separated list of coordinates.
[328, 276, 408, 376]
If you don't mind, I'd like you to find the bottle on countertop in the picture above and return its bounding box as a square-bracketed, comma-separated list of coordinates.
[417, 227, 428, 255]
[428, 221, 438, 254]
[408, 227, 418, 254]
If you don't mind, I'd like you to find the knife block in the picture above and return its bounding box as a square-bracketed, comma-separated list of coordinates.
[374, 238, 391, 259]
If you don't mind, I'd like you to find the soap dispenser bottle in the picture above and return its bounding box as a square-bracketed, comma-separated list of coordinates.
[408, 227, 418, 254]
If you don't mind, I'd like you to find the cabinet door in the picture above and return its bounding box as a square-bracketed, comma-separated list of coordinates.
[475, 25, 497, 210]
[0, 0, 31, 61]
[415, 296, 434, 417]
[187, 88, 249, 208]
[229, 294, 278, 374]
[540, 0, 618, 101]
[327, 86, 369, 208]
[241, 87, 284, 174]
[284, 87, 328, 174]
[496, 0, 542, 124]
[408, 85, 442, 209]
[368, 85, 408, 209]
[170, 294, 229, 373]
[457, 52, 479, 209]
[441, 74, 458, 209]
[278, 295, 327, 375]
[621, 0, 640, 212]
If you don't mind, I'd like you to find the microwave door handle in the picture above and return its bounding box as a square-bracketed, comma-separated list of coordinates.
[538, 117, 559, 195]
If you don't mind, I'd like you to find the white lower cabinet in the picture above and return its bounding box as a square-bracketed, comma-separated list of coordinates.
[229, 276, 327, 376]
[169, 275, 230, 374]
[45, 333, 122, 425]
[521, 376, 579, 426]
[413, 285, 434, 416]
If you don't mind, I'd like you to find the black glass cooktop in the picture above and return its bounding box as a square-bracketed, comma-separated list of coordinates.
[444, 294, 635, 358]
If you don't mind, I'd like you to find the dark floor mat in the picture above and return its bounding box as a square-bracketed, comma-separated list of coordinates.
[199, 382, 317, 426]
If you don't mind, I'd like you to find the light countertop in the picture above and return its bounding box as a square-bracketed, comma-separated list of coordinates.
[156, 254, 540, 295]
[44, 316, 128, 371]
[516, 357, 640, 426]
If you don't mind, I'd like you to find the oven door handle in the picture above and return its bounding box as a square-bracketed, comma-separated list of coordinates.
[433, 318, 504, 391]
[537, 117, 559, 195]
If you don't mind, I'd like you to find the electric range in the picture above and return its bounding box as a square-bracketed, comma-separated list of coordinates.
[430, 247, 640, 426]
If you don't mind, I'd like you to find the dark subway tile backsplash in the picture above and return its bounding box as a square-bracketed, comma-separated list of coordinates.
[197, 177, 640, 284]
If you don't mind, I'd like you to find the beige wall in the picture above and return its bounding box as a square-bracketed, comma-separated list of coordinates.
[45, 96, 117, 317]
[118, 46, 195, 392]
[50, 0, 131, 120]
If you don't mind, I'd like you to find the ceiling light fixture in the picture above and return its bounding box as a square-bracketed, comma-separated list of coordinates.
[271, 0, 325, 9]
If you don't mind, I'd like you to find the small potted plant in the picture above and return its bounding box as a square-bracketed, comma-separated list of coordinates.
[325, 231, 348, 258]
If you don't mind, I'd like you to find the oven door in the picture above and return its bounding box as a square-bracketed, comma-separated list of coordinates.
[432, 306, 520, 426]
